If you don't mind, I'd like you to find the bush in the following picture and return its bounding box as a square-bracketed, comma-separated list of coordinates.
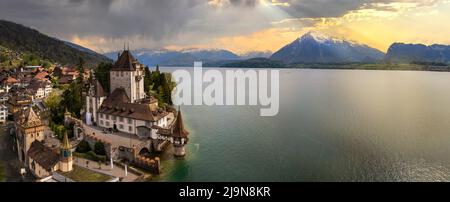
[76, 140, 91, 153]
[94, 142, 106, 156]
[74, 151, 106, 163]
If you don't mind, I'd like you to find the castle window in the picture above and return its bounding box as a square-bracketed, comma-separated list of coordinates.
[129, 126, 132, 132]
[119, 124, 124, 129]
[106, 115, 109, 119]
[119, 117, 124, 122]
[128, 118, 132, 124]
[100, 120, 103, 125]
[106, 122, 110, 127]
[121, 72, 124, 77]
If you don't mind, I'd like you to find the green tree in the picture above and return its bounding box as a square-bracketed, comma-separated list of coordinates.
[144, 66, 152, 94]
[61, 81, 83, 118]
[95, 62, 112, 92]
[94, 142, 106, 156]
[77, 57, 85, 84]
[76, 140, 91, 153]
[45, 92, 64, 124]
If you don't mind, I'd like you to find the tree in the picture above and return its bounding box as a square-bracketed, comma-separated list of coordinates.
[45, 92, 64, 124]
[94, 142, 106, 156]
[77, 57, 85, 84]
[61, 81, 83, 118]
[76, 140, 91, 153]
[144, 66, 152, 94]
[95, 62, 112, 92]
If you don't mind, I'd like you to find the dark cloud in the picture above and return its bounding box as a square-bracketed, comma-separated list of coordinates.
[0, 0, 416, 51]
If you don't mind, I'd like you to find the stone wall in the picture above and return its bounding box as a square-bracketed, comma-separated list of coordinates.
[132, 155, 160, 175]
[84, 133, 112, 159]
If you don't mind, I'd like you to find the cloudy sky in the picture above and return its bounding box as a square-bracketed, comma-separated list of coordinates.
[0, 0, 449, 54]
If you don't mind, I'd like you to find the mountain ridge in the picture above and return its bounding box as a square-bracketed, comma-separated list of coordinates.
[385, 42, 450, 63]
[0, 19, 111, 67]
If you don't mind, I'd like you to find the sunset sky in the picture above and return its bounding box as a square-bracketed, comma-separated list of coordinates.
[0, 0, 449, 54]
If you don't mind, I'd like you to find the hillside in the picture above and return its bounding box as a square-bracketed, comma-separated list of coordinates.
[0, 20, 111, 67]
[385, 43, 450, 64]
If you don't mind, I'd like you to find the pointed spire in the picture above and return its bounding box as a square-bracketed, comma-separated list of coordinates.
[172, 107, 189, 138]
[62, 131, 72, 150]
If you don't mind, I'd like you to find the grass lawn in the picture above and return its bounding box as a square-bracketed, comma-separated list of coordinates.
[58, 165, 112, 182]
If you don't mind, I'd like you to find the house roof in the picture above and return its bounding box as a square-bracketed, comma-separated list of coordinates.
[27, 141, 60, 172]
[33, 71, 49, 81]
[1, 76, 19, 84]
[92, 80, 106, 98]
[15, 107, 43, 128]
[58, 75, 74, 84]
[98, 88, 168, 122]
[111, 50, 141, 71]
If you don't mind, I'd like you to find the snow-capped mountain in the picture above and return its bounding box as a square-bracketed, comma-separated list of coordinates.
[270, 31, 385, 64]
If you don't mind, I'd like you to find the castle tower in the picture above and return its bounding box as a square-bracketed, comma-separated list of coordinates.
[172, 108, 189, 157]
[59, 132, 73, 172]
[85, 79, 106, 125]
[14, 108, 45, 165]
[110, 50, 145, 103]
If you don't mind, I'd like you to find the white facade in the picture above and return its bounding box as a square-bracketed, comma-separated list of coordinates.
[85, 95, 106, 125]
[97, 113, 169, 135]
[0, 104, 7, 124]
[110, 69, 145, 103]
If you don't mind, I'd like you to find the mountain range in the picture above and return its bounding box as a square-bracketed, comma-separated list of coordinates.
[271, 31, 385, 64]
[0, 20, 111, 67]
[104, 48, 274, 67]
[385, 43, 450, 64]
[1, 19, 449, 69]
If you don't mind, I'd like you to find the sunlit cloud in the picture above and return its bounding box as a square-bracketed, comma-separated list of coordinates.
[1, 0, 448, 54]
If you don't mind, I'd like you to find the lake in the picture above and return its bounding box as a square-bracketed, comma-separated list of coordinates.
[156, 68, 450, 182]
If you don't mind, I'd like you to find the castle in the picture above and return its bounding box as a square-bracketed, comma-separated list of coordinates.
[85, 49, 189, 157]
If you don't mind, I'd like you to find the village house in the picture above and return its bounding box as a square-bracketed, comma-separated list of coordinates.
[0, 103, 7, 124]
[0, 76, 19, 93]
[26, 80, 52, 100]
[7, 94, 32, 114]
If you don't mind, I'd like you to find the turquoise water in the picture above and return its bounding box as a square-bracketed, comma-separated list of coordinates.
[157, 68, 450, 182]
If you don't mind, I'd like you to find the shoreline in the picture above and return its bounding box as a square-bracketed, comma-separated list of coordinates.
[158, 64, 450, 73]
